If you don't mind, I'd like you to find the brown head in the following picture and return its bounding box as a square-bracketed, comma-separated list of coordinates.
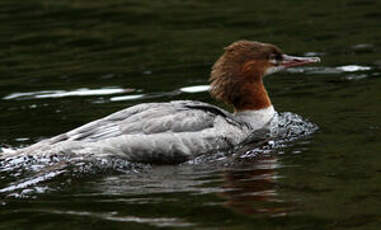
[209, 40, 320, 112]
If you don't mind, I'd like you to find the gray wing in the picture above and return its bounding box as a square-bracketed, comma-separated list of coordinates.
[51, 100, 234, 143]
[17, 101, 247, 163]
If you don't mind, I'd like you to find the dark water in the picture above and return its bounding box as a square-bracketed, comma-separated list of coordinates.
[1, 0, 381, 229]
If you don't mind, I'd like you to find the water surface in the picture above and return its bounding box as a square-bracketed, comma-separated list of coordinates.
[1, 0, 381, 229]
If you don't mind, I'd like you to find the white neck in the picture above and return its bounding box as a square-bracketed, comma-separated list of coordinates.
[235, 106, 275, 130]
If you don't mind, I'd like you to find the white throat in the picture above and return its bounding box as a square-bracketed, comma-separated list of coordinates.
[235, 106, 275, 130]
[264, 66, 285, 76]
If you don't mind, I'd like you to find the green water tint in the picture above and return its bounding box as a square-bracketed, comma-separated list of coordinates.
[1, 0, 381, 229]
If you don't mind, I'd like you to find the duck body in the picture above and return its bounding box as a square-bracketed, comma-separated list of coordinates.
[3, 40, 320, 164]
[15, 100, 275, 163]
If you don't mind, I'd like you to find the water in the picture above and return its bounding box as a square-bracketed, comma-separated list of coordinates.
[1, 0, 381, 229]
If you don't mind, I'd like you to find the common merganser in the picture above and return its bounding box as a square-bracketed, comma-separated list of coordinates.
[5, 40, 320, 164]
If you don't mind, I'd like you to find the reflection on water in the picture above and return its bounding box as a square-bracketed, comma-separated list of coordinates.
[110, 90, 181, 102]
[42, 210, 194, 228]
[2, 85, 211, 102]
[336, 65, 371, 72]
[2, 88, 133, 100]
[110, 94, 145, 101]
[286, 65, 373, 75]
[221, 157, 288, 217]
[179, 85, 210, 93]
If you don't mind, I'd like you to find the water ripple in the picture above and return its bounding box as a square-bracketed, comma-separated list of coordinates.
[40, 210, 194, 228]
[3, 87, 133, 100]
[179, 85, 210, 93]
[287, 65, 372, 75]
[4, 63, 372, 104]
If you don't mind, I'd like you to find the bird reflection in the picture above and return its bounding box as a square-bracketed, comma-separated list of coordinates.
[220, 155, 291, 217]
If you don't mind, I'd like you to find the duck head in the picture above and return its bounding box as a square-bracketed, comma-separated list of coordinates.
[209, 40, 320, 112]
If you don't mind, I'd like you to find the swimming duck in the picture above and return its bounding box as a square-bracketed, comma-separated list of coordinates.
[7, 40, 320, 164]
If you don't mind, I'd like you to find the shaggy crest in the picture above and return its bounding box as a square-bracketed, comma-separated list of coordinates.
[209, 40, 283, 111]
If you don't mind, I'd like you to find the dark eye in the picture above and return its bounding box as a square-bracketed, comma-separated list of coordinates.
[270, 53, 282, 61]
[269, 53, 283, 64]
